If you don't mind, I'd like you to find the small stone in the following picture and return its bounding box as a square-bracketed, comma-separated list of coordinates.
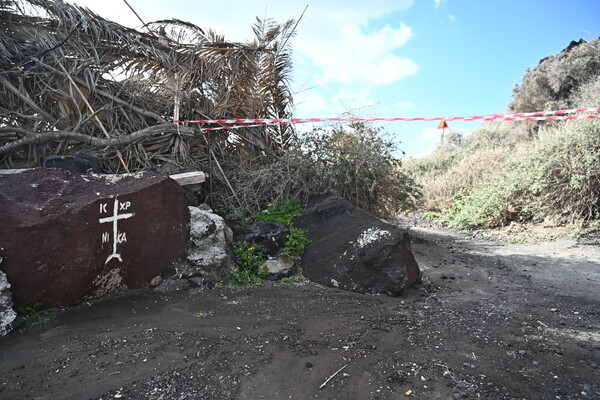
[456, 381, 469, 389]
[149, 276, 163, 288]
[263, 255, 295, 281]
[550, 308, 558, 312]
[454, 392, 469, 399]
[582, 384, 592, 393]
[305, 362, 313, 368]
[153, 278, 189, 292]
[532, 361, 540, 366]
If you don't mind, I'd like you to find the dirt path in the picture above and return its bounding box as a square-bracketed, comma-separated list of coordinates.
[1, 220, 599, 399]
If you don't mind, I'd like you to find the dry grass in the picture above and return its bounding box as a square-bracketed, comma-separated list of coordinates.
[414, 147, 512, 212]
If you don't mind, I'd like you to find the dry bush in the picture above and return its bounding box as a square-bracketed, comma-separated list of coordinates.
[406, 122, 518, 212]
[443, 116, 600, 229]
[409, 40, 600, 228]
[415, 147, 511, 212]
[290, 123, 421, 218]
[209, 122, 422, 220]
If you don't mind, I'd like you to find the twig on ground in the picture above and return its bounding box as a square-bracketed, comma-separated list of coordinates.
[319, 364, 348, 389]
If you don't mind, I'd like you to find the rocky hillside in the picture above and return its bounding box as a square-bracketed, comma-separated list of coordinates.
[406, 38, 600, 232]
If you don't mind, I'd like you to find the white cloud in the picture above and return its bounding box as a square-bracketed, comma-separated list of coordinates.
[294, 90, 328, 116]
[434, 0, 447, 8]
[420, 127, 441, 140]
[332, 87, 377, 114]
[295, 16, 417, 86]
[394, 101, 413, 111]
[405, 126, 442, 158]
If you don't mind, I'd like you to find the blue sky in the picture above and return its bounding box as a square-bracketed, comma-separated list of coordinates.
[70, 0, 600, 157]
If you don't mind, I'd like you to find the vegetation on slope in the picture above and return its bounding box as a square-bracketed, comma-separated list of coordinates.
[407, 38, 600, 230]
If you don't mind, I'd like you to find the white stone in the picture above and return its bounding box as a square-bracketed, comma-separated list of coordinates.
[178, 206, 234, 283]
[264, 255, 295, 280]
[0, 257, 17, 336]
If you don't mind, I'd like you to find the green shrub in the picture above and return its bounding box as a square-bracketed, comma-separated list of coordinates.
[229, 199, 311, 286]
[408, 42, 600, 229]
[405, 130, 513, 212]
[229, 242, 268, 286]
[254, 199, 303, 224]
[293, 122, 421, 218]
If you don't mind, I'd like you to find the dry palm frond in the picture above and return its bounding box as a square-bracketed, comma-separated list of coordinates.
[0, 0, 297, 174]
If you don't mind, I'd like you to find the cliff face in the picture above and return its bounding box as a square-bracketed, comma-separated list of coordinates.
[509, 37, 600, 113]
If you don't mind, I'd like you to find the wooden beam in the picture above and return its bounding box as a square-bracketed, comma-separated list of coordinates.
[2, 169, 207, 186]
[169, 171, 207, 186]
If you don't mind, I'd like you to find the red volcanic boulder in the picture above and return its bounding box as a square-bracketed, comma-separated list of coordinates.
[294, 193, 420, 296]
[0, 168, 189, 307]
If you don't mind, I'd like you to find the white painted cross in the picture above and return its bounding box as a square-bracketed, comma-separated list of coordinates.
[99, 198, 135, 264]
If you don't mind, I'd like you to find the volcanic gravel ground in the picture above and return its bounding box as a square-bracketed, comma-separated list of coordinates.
[1, 218, 599, 399]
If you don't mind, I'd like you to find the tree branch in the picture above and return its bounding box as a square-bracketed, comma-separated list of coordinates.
[0, 124, 196, 155]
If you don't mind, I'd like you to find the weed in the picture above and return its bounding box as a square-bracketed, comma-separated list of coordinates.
[16, 302, 60, 325]
[281, 227, 311, 259]
[281, 276, 295, 283]
[422, 212, 440, 220]
[228, 242, 268, 286]
[229, 199, 311, 286]
[569, 228, 581, 239]
[194, 311, 213, 318]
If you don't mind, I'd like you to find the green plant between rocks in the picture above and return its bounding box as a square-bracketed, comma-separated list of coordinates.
[229, 242, 269, 286]
[16, 302, 60, 325]
[281, 227, 311, 259]
[253, 199, 303, 224]
[229, 199, 311, 286]
[255, 198, 311, 260]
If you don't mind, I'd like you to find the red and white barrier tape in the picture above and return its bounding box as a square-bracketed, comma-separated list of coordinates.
[174, 106, 600, 131]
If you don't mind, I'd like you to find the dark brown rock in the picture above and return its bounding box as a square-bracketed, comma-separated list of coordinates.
[244, 221, 290, 256]
[0, 168, 189, 307]
[294, 193, 420, 296]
